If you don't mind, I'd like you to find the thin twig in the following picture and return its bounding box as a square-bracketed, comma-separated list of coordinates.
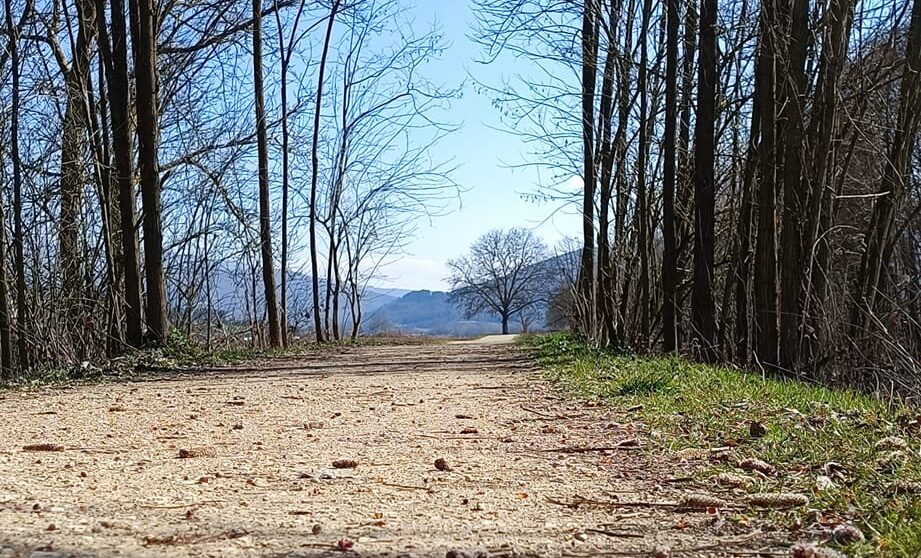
[584, 527, 645, 538]
[377, 480, 435, 493]
[540, 441, 640, 453]
[139, 499, 224, 509]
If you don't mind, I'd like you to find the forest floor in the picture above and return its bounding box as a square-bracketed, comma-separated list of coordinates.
[0, 336, 910, 557]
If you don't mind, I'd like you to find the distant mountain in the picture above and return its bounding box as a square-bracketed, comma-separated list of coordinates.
[363, 290, 512, 336]
[176, 265, 408, 322]
[360, 287, 411, 314]
[172, 251, 575, 336]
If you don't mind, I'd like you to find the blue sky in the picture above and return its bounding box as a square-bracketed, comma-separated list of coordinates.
[373, 0, 582, 290]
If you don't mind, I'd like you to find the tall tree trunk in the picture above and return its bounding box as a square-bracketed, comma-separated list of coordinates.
[753, 0, 780, 369]
[0, 0, 32, 375]
[578, 0, 599, 337]
[58, 0, 96, 331]
[86, 42, 121, 355]
[309, 0, 341, 343]
[802, 0, 854, 351]
[251, 0, 281, 348]
[675, 0, 698, 345]
[852, 0, 921, 332]
[129, 0, 167, 344]
[96, 0, 143, 348]
[731, 0, 758, 365]
[635, 0, 653, 348]
[612, 0, 636, 343]
[596, 0, 618, 346]
[662, 0, 680, 353]
[692, 0, 719, 362]
[279, 50, 290, 348]
[734, 98, 760, 365]
[273, 0, 303, 347]
[777, 0, 810, 372]
[5, 0, 29, 370]
[0, 153, 12, 378]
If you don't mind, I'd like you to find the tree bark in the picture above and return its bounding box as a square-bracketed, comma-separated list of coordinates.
[0, 148, 12, 378]
[58, 0, 96, 325]
[129, 0, 168, 344]
[251, 0, 281, 348]
[661, 0, 680, 353]
[309, 0, 341, 343]
[635, 0, 653, 348]
[578, 0, 599, 337]
[852, 0, 921, 332]
[777, 0, 810, 372]
[95, 0, 143, 349]
[596, 0, 618, 346]
[753, 0, 780, 369]
[692, 0, 719, 362]
[5, 0, 29, 370]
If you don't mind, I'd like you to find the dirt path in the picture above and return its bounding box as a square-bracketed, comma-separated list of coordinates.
[0, 341, 785, 558]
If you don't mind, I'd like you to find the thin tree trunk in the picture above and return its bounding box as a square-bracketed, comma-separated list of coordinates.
[852, 0, 921, 332]
[635, 0, 653, 348]
[612, 0, 636, 343]
[273, 0, 304, 347]
[662, 0, 680, 353]
[674, 0, 698, 346]
[753, 0, 780, 369]
[129, 0, 168, 344]
[0, 150, 12, 378]
[734, 102, 760, 365]
[96, 0, 143, 348]
[309, 0, 341, 343]
[578, 0, 599, 336]
[730, 0, 757, 365]
[596, 0, 618, 345]
[251, 0, 281, 348]
[5, 0, 29, 370]
[58, 0, 96, 330]
[778, 0, 810, 372]
[692, 0, 719, 362]
[85, 40, 121, 356]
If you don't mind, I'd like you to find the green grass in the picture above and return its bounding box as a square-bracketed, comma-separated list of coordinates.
[525, 332, 921, 557]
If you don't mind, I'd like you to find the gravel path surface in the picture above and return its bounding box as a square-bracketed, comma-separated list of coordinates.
[0, 340, 787, 557]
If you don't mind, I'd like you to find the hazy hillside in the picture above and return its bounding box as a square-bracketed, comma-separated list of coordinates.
[183, 251, 575, 336]
[180, 266, 409, 322]
[363, 290, 513, 336]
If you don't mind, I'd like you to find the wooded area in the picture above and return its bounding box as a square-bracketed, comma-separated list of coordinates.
[0, 0, 457, 378]
[1, 0, 920, 394]
[475, 0, 921, 396]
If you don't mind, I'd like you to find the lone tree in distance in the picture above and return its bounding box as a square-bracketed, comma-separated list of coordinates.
[448, 228, 553, 335]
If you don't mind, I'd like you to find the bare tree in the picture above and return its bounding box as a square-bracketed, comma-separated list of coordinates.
[691, 0, 718, 361]
[96, 0, 144, 349]
[251, 0, 281, 348]
[5, 0, 29, 370]
[130, 0, 168, 344]
[448, 228, 554, 335]
[661, 0, 680, 353]
[308, 0, 342, 343]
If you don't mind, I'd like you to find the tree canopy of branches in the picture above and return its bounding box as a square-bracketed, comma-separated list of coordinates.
[0, 0, 458, 376]
[475, 0, 921, 399]
[448, 228, 554, 335]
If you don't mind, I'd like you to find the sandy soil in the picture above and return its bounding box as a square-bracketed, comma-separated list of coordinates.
[0, 340, 790, 557]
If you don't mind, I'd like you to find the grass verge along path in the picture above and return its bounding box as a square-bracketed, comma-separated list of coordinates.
[527, 333, 921, 558]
